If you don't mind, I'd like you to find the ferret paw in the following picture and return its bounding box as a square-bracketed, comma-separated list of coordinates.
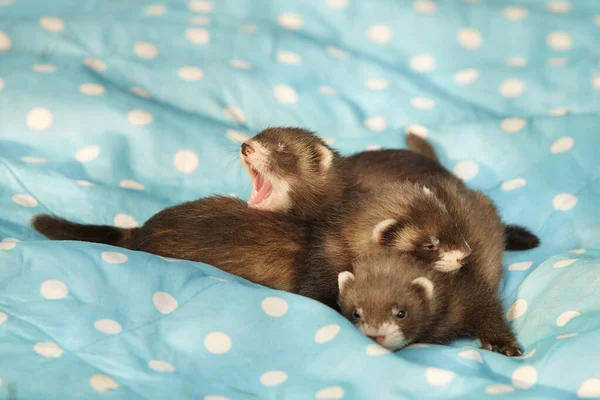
[481, 339, 523, 357]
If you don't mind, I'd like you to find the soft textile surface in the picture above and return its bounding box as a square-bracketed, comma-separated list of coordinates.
[1, 0, 599, 399]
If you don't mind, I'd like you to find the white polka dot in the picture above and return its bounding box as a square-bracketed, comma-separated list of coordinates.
[578, 379, 600, 398]
[260, 371, 287, 387]
[188, 0, 213, 13]
[499, 79, 525, 98]
[224, 107, 245, 123]
[517, 349, 536, 359]
[144, 4, 167, 16]
[546, 1, 571, 13]
[486, 384, 515, 395]
[327, 46, 348, 59]
[0, 238, 18, 251]
[94, 319, 122, 335]
[130, 87, 151, 99]
[507, 299, 528, 321]
[457, 28, 482, 49]
[226, 129, 249, 143]
[173, 150, 199, 173]
[261, 297, 288, 317]
[178, 66, 204, 81]
[367, 24, 392, 44]
[127, 110, 153, 126]
[410, 54, 436, 72]
[273, 85, 298, 104]
[80, 83, 105, 96]
[316, 386, 344, 399]
[186, 28, 210, 45]
[411, 97, 436, 109]
[278, 13, 303, 30]
[153, 292, 178, 314]
[405, 343, 430, 349]
[363, 78, 389, 91]
[84, 58, 106, 72]
[74, 180, 94, 187]
[0, 31, 11, 51]
[0, 0, 13, 6]
[504, 6, 528, 21]
[425, 367, 455, 386]
[550, 137, 574, 154]
[501, 118, 526, 133]
[549, 107, 569, 116]
[592, 74, 600, 90]
[101, 251, 128, 264]
[553, 194, 578, 211]
[114, 213, 139, 228]
[364, 116, 387, 131]
[204, 332, 232, 354]
[21, 156, 46, 164]
[366, 145, 382, 151]
[405, 124, 428, 138]
[34, 342, 63, 358]
[549, 57, 569, 66]
[230, 59, 251, 69]
[453, 160, 479, 181]
[0, 312, 6, 325]
[191, 16, 211, 25]
[502, 178, 527, 191]
[75, 145, 100, 162]
[326, 0, 348, 8]
[366, 344, 390, 356]
[569, 248, 585, 254]
[277, 51, 302, 65]
[204, 396, 229, 400]
[557, 311, 580, 327]
[40, 279, 68, 299]
[12, 194, 37, 208]
[241, 24, 257, 33]
[90, 374, 118, 392]
[553, 258, 577, 269]
[315, 324, 340, 344]
[506, 57, 527, 68]
[133, 41, 158, 59]
[512, 366, 537, 390]
[548, 32, 572, 51]
[508, 261, 532, 271]
[453, 68, 479, 85]
[557, 332, 579, 339]
[414, 0, 437, 13]
[119, 179, 144, 190]
[319, 86, 337, 95]
[33, 64, 56, 73]
[26, 107, 53, 131]
[39, 16, 64, 32]
[148, 360, 175, 372]
[458, 349, 483, 363]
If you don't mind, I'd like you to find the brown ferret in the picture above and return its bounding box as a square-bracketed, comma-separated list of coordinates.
[343, 134, 540, 252]
[338, 250, 521, 356]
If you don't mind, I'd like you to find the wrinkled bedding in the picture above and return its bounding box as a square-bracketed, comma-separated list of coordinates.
[1, 0, 600, 399]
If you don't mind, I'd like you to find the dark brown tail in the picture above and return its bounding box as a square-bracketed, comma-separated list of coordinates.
[32, 215, 137, 248]
[504, 224, 540, 251]
[406, 133, 439, 163]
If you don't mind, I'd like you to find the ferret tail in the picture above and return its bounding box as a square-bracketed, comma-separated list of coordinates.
[504, 224, 540, 251]
[32, 214, 137, 249]
[405, 133, 439, 163]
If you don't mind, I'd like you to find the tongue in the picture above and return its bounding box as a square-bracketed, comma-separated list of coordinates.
[248, 173, 273, 207]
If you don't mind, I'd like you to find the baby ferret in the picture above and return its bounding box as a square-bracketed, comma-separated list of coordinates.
[338, 250, 521, 356]
[343, 133, 540, 252]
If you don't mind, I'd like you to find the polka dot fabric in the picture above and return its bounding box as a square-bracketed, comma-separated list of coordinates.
[0, 0, 599, 399]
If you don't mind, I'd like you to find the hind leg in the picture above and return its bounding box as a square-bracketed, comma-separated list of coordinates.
[476, 298, 523, 357]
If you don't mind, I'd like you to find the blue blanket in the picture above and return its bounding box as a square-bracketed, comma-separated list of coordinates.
[1, 0, 599, 398]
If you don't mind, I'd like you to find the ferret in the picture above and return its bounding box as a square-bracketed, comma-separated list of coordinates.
[338, 250, 522, 356]
[343, 133, 540, 252]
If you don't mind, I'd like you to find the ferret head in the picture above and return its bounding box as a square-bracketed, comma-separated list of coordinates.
[240, 127, 342, 218]
[349, 182, 471, 272]
[337, 251, 436, 350]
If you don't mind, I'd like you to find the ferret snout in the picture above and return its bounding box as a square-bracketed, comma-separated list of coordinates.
[368, 335, 386, 344]
[241, 142, 254, 156]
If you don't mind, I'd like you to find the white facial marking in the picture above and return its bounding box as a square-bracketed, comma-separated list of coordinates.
[249, 140, 270, 156]
[338, 271, 355, 293]
[359, 322, 406, 350]
[316, 144, 334, 172]
[435, 250, 468, 272]
[372, 219, 397, 244]
[423, 186, 432, 195]
[431, 237, 440, 246]
[412, 277, 434, 299]
[277, 142, 285, 151]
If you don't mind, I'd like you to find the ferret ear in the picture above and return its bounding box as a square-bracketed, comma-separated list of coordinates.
[422, 186, 432, 195]
[338, 271, 355, 293]
[316, 144, 334, 172]
[372, 219, 401, 246]
[411, 277, 434, 300]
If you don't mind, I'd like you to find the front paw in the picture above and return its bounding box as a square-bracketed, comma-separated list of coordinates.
[480, 339, 523, 357]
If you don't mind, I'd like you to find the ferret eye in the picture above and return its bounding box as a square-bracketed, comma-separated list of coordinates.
[352, 309, 361, 319]
[396, 310, 407, 319]
[423, 243, 435, 250]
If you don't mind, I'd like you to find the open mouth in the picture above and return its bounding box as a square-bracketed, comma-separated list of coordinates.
[247, 166, 274, 208]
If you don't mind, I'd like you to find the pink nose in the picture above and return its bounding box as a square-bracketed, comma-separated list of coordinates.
[241, 142, 254, 156]
[458, 256, 470, 266]
[368, 335, 386, 344]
